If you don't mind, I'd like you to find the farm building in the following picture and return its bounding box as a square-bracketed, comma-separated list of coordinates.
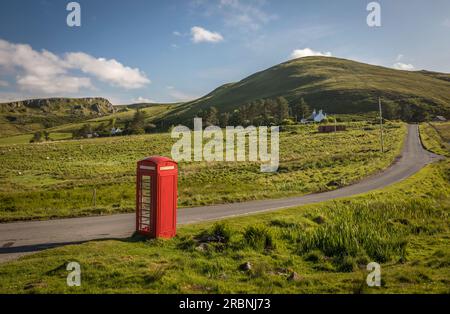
[111, 127, 123, 135]
[318, 125, 347, 133]
[301, 109, 328, 123]
[433, 116, 447, 122]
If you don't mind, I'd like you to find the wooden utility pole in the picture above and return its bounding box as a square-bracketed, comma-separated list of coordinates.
[92, 188, 97, 207]
[379, 97, 384, 153]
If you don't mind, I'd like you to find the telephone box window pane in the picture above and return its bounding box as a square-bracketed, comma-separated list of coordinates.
[140, 175, 151, 232]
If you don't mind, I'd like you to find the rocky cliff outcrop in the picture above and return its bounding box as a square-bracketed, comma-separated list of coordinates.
[0, 97, 116, 116]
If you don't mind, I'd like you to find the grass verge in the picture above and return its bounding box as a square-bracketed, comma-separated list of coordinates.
[419, 122, 450, 157]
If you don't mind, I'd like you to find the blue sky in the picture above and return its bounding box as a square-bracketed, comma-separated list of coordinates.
[0, 0, 449, 104]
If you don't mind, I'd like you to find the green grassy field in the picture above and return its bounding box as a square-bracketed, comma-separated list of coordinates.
[0, 159, 448, 294]
[0, 132, 72, 145]
[0, 122, 405, 222]
[419, 122, 450, 157]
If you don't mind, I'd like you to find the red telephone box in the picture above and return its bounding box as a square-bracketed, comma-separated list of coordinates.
[136, 156, 178, 238]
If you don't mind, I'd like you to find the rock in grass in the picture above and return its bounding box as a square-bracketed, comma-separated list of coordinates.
[287, 272, 302, 282]
[239, 262, 252, 271]
[195, 243, 209, 252]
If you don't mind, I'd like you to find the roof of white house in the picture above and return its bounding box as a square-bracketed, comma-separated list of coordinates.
[308, 109, 327, 122]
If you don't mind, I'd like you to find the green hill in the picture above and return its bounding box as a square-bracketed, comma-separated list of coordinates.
[159, 56, 450, 125]
[0, 97, 115, 137]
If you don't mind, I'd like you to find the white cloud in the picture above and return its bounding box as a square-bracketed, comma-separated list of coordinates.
[166, 86, 198, 102]
[290, 48, 332, 59]
[65, 52, 150, 89]
[0, 40, 66, 77]
[173, 31, 182, 36]
[396, 54, 404, 61]
[0, 80, 9, 87]
[0, 38, 150, 95]
[443, 18, 450, 27]
[132, 96, 154, 103]
[191, 26, 224, 43]
[393, 62, 415, 71]
[217, 0, 277, 31]
[0, 39, 92, 94]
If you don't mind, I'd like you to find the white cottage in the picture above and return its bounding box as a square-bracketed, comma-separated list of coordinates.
[302, 109, 327, 123]
[111, 127, 123, 135]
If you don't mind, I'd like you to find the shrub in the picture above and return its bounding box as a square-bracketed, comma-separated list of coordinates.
[334, 255, 357, 272]
[304, 250, 324, 263]
[269, 219, 303, 242]
[211, 223, 232, 243]
[30, 131, 44, 143]
[177, 236, 197, 251]
[243, 225, 276, 251]
[196, 223, 233, 244]
[249, 262, 269, 279]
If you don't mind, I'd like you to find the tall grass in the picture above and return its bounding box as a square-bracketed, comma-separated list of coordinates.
[243, 225, 276, 251]
[296, 197, 446, 267]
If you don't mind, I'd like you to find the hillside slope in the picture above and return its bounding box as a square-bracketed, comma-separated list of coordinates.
[0, 97, 115, 136]
[160, 57, 450, 125]
[48, 103, 180, 134]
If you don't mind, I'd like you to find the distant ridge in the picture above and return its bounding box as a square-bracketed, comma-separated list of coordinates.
[0, 97, 115, 137]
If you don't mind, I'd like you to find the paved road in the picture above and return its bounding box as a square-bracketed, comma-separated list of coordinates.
[0, 125, 442, 263]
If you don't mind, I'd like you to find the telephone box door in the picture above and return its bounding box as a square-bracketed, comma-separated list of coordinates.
[137, 172, 153, 235]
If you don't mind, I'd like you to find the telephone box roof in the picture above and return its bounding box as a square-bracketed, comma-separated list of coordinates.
[139, 156, 177, 165]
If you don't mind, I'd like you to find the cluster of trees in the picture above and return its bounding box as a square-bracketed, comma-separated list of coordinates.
[72, 123, 95, 139]
[30, 131, 50, 143]
[72, 109, 159, 139]
[196, 97, 313, 127]
[292, 98, 312, 121]
[195, 97, 437, 126]
[124, 109, 156, 135]
[195, 97, 434, 126]
[382, 102, 431, 122]
[72, 118, 117, 138]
